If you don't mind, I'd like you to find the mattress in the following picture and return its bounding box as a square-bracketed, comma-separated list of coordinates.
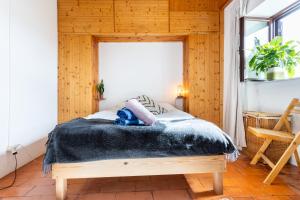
[43, 106, 237, 172]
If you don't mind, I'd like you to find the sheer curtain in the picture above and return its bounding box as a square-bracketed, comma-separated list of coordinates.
[223, 0, 249, 148]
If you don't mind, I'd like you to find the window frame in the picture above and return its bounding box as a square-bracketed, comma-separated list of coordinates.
[239, 17, 271, 81]
[272, 1, 300, 37]
[240, 0, 300, 82]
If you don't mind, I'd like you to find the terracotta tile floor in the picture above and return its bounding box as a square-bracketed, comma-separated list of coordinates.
[0, 154, 299, 200]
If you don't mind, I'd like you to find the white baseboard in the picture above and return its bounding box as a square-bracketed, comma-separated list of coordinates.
[0, 137, 47, 179]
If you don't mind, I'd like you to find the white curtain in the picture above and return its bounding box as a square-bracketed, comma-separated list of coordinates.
[223, 0, 249, 148]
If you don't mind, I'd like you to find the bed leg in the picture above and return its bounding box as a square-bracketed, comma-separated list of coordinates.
[56, 178, 67, 200]
[213, 172, 223, 195]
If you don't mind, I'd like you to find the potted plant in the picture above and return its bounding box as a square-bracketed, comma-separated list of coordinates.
[249, 36, 300, 80]
[96, 79, 105, 100]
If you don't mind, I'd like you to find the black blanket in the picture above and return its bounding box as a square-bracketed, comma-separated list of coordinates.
[43, 118, 237, 172]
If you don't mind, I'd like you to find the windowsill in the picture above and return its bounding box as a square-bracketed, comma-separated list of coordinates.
[244, 77, 300, 83]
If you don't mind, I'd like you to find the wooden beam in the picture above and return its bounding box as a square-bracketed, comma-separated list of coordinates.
[273, 98, 299, 131]
[264, 133, 300, 184]
[55, 178, 67, 200]
[52, 155, 226, 179]
[213, 172, 223, 195]
[250, 138, 272, 165]
[261, 154, 275, 169]
[96, 35, 187, 42]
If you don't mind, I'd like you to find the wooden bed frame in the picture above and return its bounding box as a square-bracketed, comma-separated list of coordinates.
[52, 155, 226, 199]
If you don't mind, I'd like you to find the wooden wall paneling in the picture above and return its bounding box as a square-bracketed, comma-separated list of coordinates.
[96, 35, 186, 42]
[79, 36, 90, 118]
[58, 34, 70, 122]
[70, 35, 80, 119]
[188, 34, 205, 119]
[58, 34, 63, 122]
[92, 36, 99, 113]
[170, 11, 219, 33]
[205, 34, 212, 123]
[170, 0, 219, 12]
[219, 9, 224, 128]
[188, 34, 220, 125]
[58, 34, 96, 123]
[114, 0, 169, 33]
[203, 34, 211, 122]
[58, 0, 114, 33]
[211, 33, 221, 125]
[80, 35, 97, 118]
[183, 37, 189, 112]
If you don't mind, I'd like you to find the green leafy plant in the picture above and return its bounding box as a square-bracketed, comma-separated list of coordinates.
[249, 36, 300, 77]
[96, 79, 104, 98]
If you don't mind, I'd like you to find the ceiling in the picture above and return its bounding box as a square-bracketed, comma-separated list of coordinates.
[247, 0, 298, 18]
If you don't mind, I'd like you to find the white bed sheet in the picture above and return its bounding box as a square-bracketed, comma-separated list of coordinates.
[85, 103, 194, 122]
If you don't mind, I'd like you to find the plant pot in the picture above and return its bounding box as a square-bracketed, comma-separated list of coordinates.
[97, 93, 104, 101]
[99, 94, 104, 100]
[266, 67, 287, 81]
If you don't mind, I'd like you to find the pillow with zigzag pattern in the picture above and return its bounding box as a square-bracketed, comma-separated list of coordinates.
[135, 95, 168, 115]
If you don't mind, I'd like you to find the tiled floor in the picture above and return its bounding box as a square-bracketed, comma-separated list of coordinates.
[0, 154, 299, 200]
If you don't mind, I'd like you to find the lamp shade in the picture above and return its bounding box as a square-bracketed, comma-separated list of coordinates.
[177, 85, 184, 97]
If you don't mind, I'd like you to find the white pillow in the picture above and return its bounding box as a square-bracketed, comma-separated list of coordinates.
[158, 102, 176, 111]
[135, 95, 168, 115]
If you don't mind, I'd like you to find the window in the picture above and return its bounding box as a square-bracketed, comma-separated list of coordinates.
[274, 4, 300, 78]
[240, 18, 270, 81]
[240, 1, 300, 81]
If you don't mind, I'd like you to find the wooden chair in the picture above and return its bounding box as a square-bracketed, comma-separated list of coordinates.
[248, 98, 300, 184]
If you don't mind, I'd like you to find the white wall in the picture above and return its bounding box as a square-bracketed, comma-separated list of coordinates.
[244, 80, 300, 113]
[0, 0, 57, 178]
[98, 42, 183, 110]
[244, 80, 300, 165]
[0, 0, 10, 156]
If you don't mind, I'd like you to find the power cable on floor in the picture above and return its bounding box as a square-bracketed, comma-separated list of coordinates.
[0, 153, 17, 190]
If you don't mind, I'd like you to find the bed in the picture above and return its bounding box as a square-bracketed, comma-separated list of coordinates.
[43, 104, 237, 199]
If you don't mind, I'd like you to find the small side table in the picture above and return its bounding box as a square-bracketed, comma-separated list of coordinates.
[175, 96, 185, 111]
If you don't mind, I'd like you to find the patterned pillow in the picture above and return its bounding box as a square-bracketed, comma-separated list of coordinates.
[135, 95, 168, 115]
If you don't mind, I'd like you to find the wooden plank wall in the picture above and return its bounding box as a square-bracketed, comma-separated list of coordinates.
[115, 0, 169, 33]
[58, 34, 98, 122]
[58, 0, 228, 126]
[219, 8, 225, 128]
[58, 0, 114, 33]
[187, 34, 220, 125]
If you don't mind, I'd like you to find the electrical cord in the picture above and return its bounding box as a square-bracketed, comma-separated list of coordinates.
[0, 153, 17, 190]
